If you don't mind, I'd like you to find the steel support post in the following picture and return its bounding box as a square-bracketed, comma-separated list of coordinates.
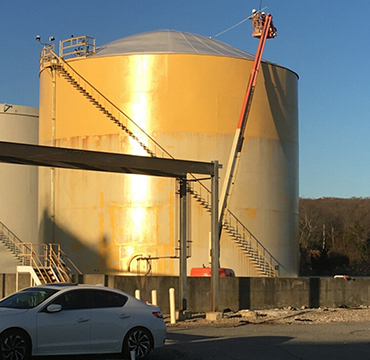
[211, 161, 220, 312]
[179, 176, 187, 311]
[51, 67, 56, 242]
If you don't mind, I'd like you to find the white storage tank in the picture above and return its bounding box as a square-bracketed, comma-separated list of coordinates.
[0, 104, 39, 272]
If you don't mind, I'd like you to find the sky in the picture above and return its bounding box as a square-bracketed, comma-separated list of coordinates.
[0, 0, 369, 199]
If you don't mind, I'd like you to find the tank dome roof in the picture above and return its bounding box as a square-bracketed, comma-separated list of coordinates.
[93, 30, 258, 60]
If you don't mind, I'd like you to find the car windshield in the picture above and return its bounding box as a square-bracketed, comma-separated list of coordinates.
[0, 288, 58, 309]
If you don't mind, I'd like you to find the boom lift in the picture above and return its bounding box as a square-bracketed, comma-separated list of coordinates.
[218, 11, 277, 235]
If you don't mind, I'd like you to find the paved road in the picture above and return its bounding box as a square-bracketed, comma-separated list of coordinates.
[150, 322, 370, 360]
[35, 321, 370, 360]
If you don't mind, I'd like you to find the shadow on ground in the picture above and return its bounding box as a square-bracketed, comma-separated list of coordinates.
[33, 329, 370, 360]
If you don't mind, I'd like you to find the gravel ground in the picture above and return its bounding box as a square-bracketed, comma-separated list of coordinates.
[165, 306, 370, 327]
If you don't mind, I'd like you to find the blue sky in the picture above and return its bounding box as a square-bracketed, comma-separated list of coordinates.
[1, 0, 369, 199]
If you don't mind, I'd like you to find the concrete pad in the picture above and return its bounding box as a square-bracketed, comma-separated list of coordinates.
[206, 311, 223, 321]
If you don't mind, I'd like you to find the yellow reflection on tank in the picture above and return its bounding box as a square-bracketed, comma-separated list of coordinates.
[126, 57, 152, 242]
[125, 246, 135, 257]
[129, 199, 147, 239]
[129, 56, 153, 157]
[128, 174, 149, 241]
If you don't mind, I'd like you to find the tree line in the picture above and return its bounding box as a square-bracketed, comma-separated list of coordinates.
[299, 197, 370, 276]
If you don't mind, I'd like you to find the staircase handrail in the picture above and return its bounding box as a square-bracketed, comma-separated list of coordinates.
[0, 221, 32, 260]
[39, 44, 56, 71]
[18, 243, 53, 283]
[44, 49, 174, 160]
[48, 243, 83, 280]
[46, 250, 70, 282]
[59, 36, 95, 59]
[0, 223, 52, 282]
[224, 210, 279, 277]
[187, 181, 279, 276]
[0, 221, 81, 282]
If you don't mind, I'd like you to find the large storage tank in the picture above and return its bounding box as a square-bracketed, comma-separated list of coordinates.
[0, 104, 39, 272]
[38, 30, 299, 277]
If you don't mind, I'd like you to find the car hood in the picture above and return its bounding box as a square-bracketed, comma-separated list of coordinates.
[0, 307, 29, 315]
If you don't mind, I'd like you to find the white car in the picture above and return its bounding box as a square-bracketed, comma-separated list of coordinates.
[0, 283, 166, 360]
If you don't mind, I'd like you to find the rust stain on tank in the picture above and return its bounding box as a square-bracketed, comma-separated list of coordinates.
[156, 179, 167, 193]
[98, 192, 105, 272]
[72, 243, 82, 252]
[246, 208, 257, 218]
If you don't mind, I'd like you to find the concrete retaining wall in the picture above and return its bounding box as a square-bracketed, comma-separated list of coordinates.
[1, 275, 368, 313]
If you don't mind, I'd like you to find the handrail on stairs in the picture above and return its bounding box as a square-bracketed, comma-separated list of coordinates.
[47, 243, 82, 281]
[0, 221, 31, 259]
[17, 243, 52, 283]
[223, 210, 279, 277]
[0, 221, 82, 283]
[39, 44, 56, 71]
[40, 47, 174, 160]
[187, 180, 279, 277]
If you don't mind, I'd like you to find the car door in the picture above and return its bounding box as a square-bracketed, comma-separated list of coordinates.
[89, 289, 133, 353]
[36, 289, 91, 355]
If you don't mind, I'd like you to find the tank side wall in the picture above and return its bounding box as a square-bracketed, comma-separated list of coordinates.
[0, 104, 39, 244]
[229, 65, 299, 276]
[38, 53, 298, 276]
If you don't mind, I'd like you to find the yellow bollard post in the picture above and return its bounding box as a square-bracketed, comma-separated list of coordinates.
[169, 288, 176, 324]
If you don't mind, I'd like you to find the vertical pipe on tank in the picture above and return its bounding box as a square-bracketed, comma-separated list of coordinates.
[179, 177, 187, 311]
[211, 161, 220, 312]
[51, 67, 56, 241]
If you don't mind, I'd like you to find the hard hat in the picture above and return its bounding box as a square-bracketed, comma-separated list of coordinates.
[252, 9, 257, 13]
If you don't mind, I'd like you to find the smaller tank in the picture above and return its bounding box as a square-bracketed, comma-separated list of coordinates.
[0, 104, 39, 273]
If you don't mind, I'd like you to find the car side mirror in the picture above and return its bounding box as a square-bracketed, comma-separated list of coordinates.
[47, 304, 62, 313]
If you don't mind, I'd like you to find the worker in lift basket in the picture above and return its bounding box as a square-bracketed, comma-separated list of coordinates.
[265, 12, 277, 38]
[251, 9, 262, 36]
[251, 9, 277, 38]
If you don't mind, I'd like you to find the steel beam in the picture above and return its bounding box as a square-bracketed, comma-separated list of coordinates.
[0, 141, 215, 178]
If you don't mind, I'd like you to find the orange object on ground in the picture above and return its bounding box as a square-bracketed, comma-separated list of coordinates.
[190, 267, 235, 277]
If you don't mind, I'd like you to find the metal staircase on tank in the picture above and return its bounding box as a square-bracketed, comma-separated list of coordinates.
[187, 181, 279, 277]
[40, 41, 170, 159]
[0, 221, 82, 284]
[40, 38, 279, 277]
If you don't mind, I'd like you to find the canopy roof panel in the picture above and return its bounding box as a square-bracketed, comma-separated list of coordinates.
[94, 29, 265, 61]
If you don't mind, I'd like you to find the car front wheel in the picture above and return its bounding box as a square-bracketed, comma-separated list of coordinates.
[123, 327, 152, 360]
[0, 329, 31, 360]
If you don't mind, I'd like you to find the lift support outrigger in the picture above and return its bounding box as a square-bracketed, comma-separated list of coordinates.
[218, 11, 277, 235]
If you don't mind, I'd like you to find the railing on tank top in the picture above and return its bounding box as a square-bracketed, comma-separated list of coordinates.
[39, 44, 56, 71]
[59, 36, 95, 59]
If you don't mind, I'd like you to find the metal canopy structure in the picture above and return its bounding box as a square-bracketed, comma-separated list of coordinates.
[0, 141, 221, 312]
[0, 141, 215, 178]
